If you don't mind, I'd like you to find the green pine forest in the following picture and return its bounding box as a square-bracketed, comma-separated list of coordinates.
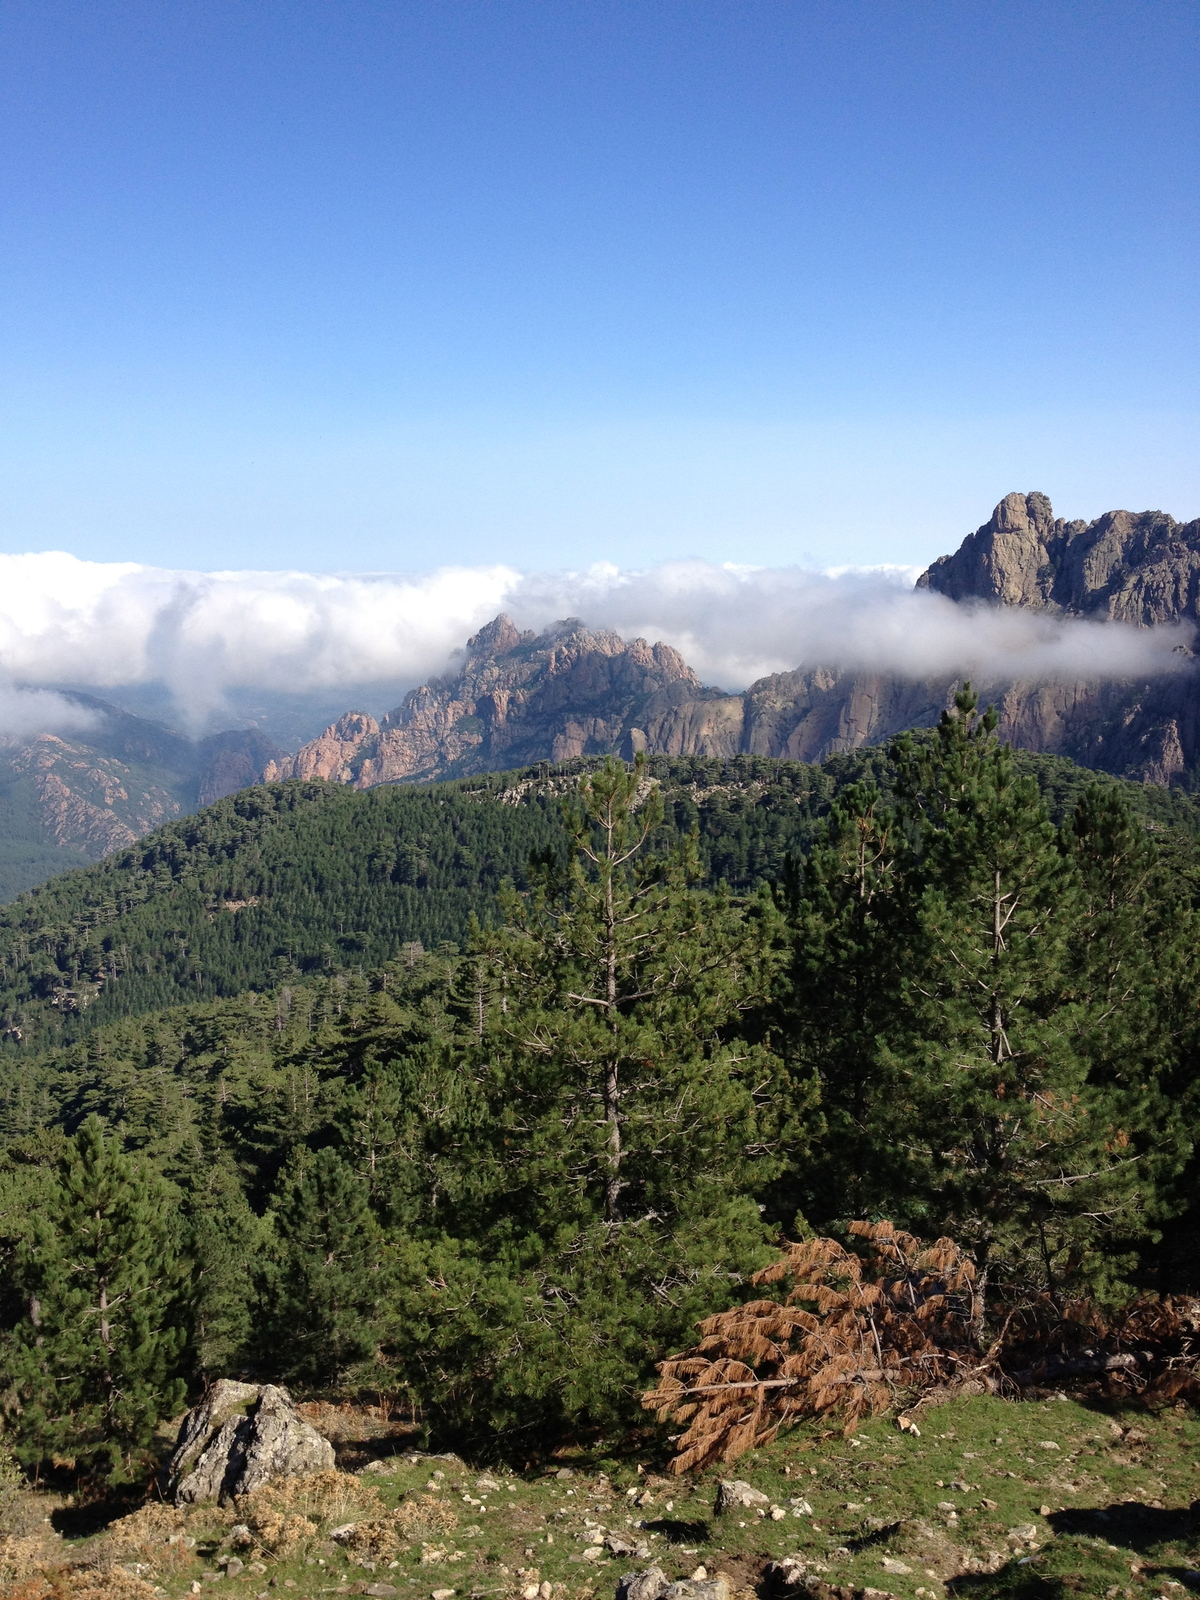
[4, 701, 1200, 1483]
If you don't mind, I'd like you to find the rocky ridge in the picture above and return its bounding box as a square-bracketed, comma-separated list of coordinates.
[264, 615, 717, 787]
[270, 493, 1200, 791]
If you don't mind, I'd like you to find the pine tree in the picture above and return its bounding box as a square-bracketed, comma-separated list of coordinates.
[409, 756, 789, 1440]
[3, 1115, 189, 1482]
[185, 1152, 268, 1378]
[266, 1147, 386, 1383]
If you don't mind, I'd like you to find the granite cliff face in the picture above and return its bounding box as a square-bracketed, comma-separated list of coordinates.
[919, 490, 1200, 624]
[271, 493, 1200, 793]
[264, 615, 718, 787]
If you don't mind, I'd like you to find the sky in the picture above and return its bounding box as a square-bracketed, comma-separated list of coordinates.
[2, 0, 1197, 577]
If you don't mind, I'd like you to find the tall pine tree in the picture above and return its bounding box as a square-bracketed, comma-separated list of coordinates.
[3, 1116, 188, 1482]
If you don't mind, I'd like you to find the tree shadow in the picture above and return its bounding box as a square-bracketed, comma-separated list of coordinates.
[642, 1517, 711, 1545]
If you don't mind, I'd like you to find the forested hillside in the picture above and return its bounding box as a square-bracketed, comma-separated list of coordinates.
[1, 748, 1196, 1058]
[4, 713, 1200, 1497]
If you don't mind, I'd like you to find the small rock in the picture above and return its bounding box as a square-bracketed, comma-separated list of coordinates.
[555, 1468, 575, 1480]
[476, 1476, 501, 1491]
[880, 1558, 912, 1575]
[228, 1525, 252, 1547]
[788, 1498, 813, 1516]
[714, 1480, 770, 1514]
[190, 1586, 201, 1596]
[1039, 1441, 1060, 1451]
[689, 1570, 707, 1583]
[770, 1507, 786, 1521]
[225, 1559, 244, 1579]
[616, 1567, 670, 1600]
[583, 1549, 607, 1563]
[603, 1536, 643, 1559]
[662, 1582, 729, 1600]
[936, 1502, 956, 1513]
[363, 1587, 397, 1598]
[331, 1525, 359, 1543]
[1039, 1504, 1052, 1517]
[948, 1479, 971, 1492]
[248, 1565, 267, 1576]
[430, 1591, 454, 1600]
[844, 1502, 865, 1512]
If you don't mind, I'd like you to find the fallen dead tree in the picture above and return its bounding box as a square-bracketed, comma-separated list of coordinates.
[644, 1220, 1200, 1472]
[643, 1221, 986, 1472]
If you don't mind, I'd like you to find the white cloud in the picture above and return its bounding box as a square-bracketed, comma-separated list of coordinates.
[0, 683, 99, 742]
[0, 551, 1189, 731]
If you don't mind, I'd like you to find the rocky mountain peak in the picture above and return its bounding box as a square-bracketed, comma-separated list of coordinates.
[267, 615, 710, 788]
[919, 491, 1200, 626]
[465, 613, 529, 660]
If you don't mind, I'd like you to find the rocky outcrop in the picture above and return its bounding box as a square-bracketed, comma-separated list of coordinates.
[918, 490, 1200, 625]
[167, 1380, 335, 1505]
[265, 617, 716, 788]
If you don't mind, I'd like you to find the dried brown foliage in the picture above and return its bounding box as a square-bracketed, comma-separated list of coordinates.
[235, 1470, 383, 1555]
[391, 1495, 459, 1544]
[644, 1221, 983, 1471]
[1002, 1292, 1200, 1402]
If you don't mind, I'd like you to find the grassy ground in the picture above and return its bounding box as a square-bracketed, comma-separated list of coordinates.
[7, 1395, 1200, 1600]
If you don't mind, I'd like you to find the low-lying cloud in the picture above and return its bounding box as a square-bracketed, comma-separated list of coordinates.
[0, 551, 1190, 732]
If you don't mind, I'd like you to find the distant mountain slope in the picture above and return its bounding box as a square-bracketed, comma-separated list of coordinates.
[268, 494, 1200, 792]
[0, 695, 283, 901]
[0, 749, 1194, 1059]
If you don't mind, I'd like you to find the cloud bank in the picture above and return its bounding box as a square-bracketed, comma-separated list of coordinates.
[0, 551, 1190, 731]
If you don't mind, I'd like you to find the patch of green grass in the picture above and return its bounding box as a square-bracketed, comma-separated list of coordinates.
[44, 1396, 1200, 1600]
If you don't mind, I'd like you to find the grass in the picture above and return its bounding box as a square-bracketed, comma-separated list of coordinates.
[10, 1395, 1200, 1600]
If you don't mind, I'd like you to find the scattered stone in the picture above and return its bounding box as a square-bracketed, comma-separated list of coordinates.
[948, 1479, 971, 1492]
[714, 1480, 770, 1514]
[770, 1507, 786, 1521]
[662, 1580, 729, 1600]
[979, 1499, 998, 1511]
[363, 1587, 396, 1598]
[248, 1565, 267, 1577]
[788, 1499, 813, 1516]
[555, 1469, 575, 1481]
[616, 1566, 670, 1600]
[1039, 1441, 1060, 1451]
[936, 1502, 956, 1513]
[331, 1525, 360, 1543]
[475, 1476, 501, 1492]
[604, 1536, 649, 1559]
[582, 1548, 606, 1563]
[689, 1570, 707, 1583]
[430, 1591, 454, 1600]
[225, 1559, 244, 1579]
[169, 1381, 335, 1505]
[880, 1558, 912, 1576]
[1039, 1504, 1052, 1517]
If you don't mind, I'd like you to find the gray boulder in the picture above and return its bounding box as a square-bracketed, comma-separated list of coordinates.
[664, 1584, 730, 1600]
[714, 1479, 769, 1514]
[168, 1381, 335, 1505]
[616, 1568, 670, 1600]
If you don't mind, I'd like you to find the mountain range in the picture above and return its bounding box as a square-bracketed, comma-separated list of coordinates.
[270, 490, 1200, 792]
[4, 488, 1199, 899]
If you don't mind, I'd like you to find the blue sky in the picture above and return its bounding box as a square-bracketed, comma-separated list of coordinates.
[1, 0, 1197, 573]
